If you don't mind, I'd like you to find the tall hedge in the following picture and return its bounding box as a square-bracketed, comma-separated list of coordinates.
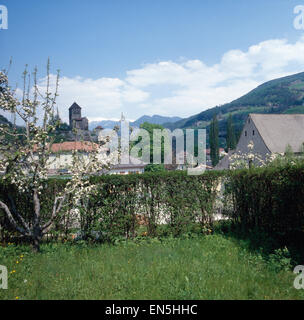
[2, 164, 304, 245]
[0, 171, 223, 242]
[224, 164, 304, 242]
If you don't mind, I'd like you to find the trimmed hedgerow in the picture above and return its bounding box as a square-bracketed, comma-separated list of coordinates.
[2, 164, 304, 246]
[224, 163, 304, 244]
[0, 171, 223, 242]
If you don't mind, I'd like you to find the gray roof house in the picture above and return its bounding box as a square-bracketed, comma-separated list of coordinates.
[215, 113, 304, 170]
[108, 156, 147, 175]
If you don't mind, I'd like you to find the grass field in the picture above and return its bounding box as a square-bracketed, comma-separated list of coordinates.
[0, 234, 303, 300]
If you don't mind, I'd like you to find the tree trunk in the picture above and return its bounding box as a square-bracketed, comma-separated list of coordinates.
[32, 189, 42, 252]
[32, 237, 40, 252]
[32, 225, 42, 252]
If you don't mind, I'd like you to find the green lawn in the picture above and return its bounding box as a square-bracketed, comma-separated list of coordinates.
[0, 234, 303, 300]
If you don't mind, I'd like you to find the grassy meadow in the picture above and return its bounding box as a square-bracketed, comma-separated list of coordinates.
[0, 234, 303, 300]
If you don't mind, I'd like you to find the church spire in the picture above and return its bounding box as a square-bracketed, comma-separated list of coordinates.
[54, 106, 61, 123]
[120, 112, 125, 122]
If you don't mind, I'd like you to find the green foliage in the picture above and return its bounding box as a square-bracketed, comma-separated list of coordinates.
[226, 114, 236, 151]
[139, 121, 164, 132]
[209, 114, 219, 166]
[144, 164, 166, 172]
[49, 121, 71, 143]
[284, 144, 294, 157]
[284, 105, 304, 114]
[268, 247, 292, 273]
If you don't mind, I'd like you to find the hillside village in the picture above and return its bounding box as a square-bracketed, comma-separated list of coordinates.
[41, 97, 304, 175]
[2, 70, 304, 178]
[6, 71, 304, 176]
[2, 91, 304, 176]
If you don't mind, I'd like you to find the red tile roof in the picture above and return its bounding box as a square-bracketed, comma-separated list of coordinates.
[50, 141, 98, 152]
[33, 141, 99, 153]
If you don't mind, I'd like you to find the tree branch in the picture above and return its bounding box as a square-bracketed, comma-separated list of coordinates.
[42, 194, 66, 233]
[7, 194, 31, 235]
[0, 200, 30, 236]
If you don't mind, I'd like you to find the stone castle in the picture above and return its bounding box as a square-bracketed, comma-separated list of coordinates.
[69, 102, 89, 131]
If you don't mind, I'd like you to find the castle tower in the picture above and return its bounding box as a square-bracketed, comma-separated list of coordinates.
[69, 102, 82, 128]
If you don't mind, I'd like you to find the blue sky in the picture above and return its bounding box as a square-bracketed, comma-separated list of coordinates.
[1, 0, 304, 122]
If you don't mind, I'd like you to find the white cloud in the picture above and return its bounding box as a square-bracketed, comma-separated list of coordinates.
[123, 36, 304, 117]
[34, 75, 149, 122]
[8, 36, 304, 123]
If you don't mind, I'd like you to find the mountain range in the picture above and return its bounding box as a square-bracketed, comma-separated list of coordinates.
[0, 114, 11, 126]
[89, 115, 182, 130]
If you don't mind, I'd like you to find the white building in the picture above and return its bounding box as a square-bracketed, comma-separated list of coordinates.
[108, 162, 146, 175]
[45, 141, 146, 175]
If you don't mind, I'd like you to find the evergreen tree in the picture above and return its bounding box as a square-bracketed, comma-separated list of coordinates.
[210, 114, 219, 166]
[226, 114, 236, 151]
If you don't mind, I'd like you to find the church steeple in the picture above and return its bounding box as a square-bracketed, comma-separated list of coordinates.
[120, 112, 125, 122]
[55, 107, 61, 122]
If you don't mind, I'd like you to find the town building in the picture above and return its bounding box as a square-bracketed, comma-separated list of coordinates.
[45, 141, 146, 175]
[45, 141, 103, 175]
[107, 160, 146, 175]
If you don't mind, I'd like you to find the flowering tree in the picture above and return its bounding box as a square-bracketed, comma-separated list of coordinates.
[0, 61, 116, 251]
[226, 140, 302, 170]
[228, 141, 272, 169]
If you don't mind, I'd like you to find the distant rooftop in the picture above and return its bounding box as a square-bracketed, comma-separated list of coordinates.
[50, 141, 99, 152]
